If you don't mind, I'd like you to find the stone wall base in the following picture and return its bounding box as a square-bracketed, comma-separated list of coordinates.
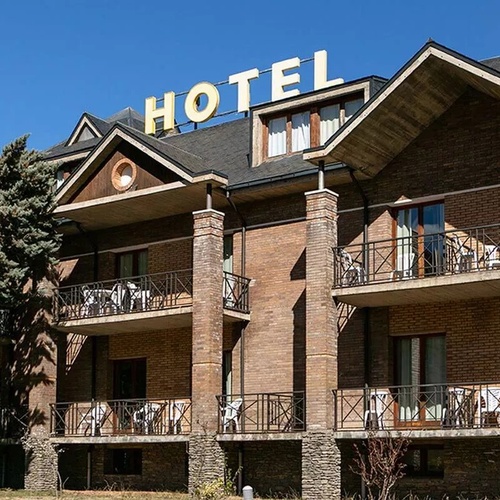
[302, 431, 341, 500]
[188, 433, 225, 494]
[23, 435, 58, 491]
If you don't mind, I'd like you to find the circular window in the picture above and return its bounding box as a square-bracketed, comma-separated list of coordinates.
[111, 159, 137, 191]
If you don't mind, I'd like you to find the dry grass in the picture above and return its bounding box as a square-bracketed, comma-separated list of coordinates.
[0, 492, 243, 500]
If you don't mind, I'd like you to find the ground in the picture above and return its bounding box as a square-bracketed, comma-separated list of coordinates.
[0, 493, 243, 500]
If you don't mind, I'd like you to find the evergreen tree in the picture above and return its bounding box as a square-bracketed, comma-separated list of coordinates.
[0, 136, 61, 304]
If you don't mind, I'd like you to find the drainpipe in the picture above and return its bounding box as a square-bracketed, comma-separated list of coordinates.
[348, 169, 371, 387]
[225, 192, 248, 395]
[75, 223, 99, 399]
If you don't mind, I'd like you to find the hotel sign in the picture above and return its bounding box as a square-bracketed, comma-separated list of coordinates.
[145, 50, 344, 134]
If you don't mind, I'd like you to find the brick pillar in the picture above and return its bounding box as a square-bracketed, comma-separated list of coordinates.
[191, 208, 224, 432]
[22, 330, 58, 491]
[303, 189, 340, 500]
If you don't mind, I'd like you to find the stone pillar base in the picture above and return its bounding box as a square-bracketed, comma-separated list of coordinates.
[188, 433, 225, 494]
[302, 431, 341, 500]
[23, 434, 58, 491]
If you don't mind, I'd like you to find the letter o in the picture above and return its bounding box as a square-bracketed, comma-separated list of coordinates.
[184, 82, 220, 123]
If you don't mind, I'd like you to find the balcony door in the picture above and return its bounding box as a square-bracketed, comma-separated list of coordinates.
[395, 203, 444, 278]
[117, 249, 148, 279]
[395, 335, 446, 425]
[113, 358, 146, 432]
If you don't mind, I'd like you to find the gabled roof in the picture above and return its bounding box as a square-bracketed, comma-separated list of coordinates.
[56, 122, 227, 205]
[303, 42, 500, 176]
[46, 108, 145, 161]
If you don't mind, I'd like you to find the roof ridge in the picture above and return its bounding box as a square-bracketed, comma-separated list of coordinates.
[118, 123, 205, 161]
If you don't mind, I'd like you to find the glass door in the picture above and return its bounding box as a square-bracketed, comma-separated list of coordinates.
[396, 203, 444, 278]
[395, 335, 446, 425]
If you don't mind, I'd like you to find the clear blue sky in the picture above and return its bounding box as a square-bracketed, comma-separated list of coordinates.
[0, 0, 498, 151]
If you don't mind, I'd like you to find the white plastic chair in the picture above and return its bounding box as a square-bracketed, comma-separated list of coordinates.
[339, 249, 365, 285]
[450, 235, 477, 272]
[126, 281, 151, 311]
[478, 387, 500, 427]
[170, 401, 185, 434]
[484, 245, 500, 269]
[364, 390, 389, 430]
[222, 398, 243, 432]
[393, 253, 415, 280]
[80, 402, 107, 436]
[133, 402, 162, 435]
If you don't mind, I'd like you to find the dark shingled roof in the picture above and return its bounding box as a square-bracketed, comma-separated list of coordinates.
[482, 56, 500, 72]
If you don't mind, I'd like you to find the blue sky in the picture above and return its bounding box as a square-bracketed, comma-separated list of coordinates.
[0, 0, 498, 151]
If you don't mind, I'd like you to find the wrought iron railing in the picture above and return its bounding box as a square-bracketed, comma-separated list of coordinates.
[217, 392, 305, 433]
[223, 272, 251, 313]
[334, 223, 500, 288]
[333, 382, 500, 431]
[0, 405, 29, 439]
[54, 270, 194, 321]
[50, 398, 191, 437]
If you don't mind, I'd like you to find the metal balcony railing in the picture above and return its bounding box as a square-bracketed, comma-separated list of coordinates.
[217, 392, 305, 434]
[54, 269, 251, 322]
[333, 223, 500, 288]
[333, 382, 500, 431]
[0, 405, 29, 439]
[223, 272, 251, 313]
[50, 398, 191, 437]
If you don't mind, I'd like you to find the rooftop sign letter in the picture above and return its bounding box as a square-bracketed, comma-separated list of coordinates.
[145, 50, 343, 134]
[145, 92, 175, 135]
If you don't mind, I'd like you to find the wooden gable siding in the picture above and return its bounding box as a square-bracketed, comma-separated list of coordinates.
[70, 143, 180, 203]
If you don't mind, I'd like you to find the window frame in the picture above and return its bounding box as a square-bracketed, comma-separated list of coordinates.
[115, 249, 148, 279]
[263, 92, 364, 159]
[403, 444, 444, 478]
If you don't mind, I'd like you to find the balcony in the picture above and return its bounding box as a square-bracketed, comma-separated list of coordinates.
[50, 398, 191, 442]
[333, 382, 500, 438]
[54, 270, 251, 334]
[217, 392, 305, 440]
[333, 223, 500, 306]
[0, 405, 28, 440]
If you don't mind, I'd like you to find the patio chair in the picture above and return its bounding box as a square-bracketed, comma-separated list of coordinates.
[484, 245, 500, 269]
[450, 235, 477, 272]
[477, 387, 500, 427]
[79, 402, 107, 436]
[339, 249, 365, 285]
[170, 401, 185, 434]
[364, 390, 389, 430]
[132, 402, 162, 435]
[222, 398, 243, 432]
[392, 252, 415, 280]
[126, 281, 152, 311]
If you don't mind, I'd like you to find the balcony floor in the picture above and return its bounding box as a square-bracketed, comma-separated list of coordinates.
[55, 307, 250, 335]
[334, 428, 500, 439]
[50, 434, 189, 444]
[333, 268, 500, 307]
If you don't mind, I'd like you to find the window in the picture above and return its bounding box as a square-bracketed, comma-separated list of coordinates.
[265, 95, 364, 157]
[116, 249, 148, 278]
[106, 448, 142, 475]
[403, 445, 444, 477]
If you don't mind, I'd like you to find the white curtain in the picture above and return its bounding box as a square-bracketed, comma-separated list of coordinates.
[268, 117, 287, 157]
[291, 112, 310, 152]
[345, 98, 364, 121]
[320, 104, 340, 145]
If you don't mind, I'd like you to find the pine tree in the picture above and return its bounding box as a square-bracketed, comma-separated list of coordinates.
[0, 135, 61, 304]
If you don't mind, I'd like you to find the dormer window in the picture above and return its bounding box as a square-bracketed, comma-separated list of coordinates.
[265, 96, 364, 159]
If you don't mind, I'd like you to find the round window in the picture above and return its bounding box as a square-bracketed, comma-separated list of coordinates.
[111, 160, 137, 191]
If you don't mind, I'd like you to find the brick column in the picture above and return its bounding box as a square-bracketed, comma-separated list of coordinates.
[303, 189, 340, 500]
[21, 329, 58, 491]
[189, 209, 225, 490]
